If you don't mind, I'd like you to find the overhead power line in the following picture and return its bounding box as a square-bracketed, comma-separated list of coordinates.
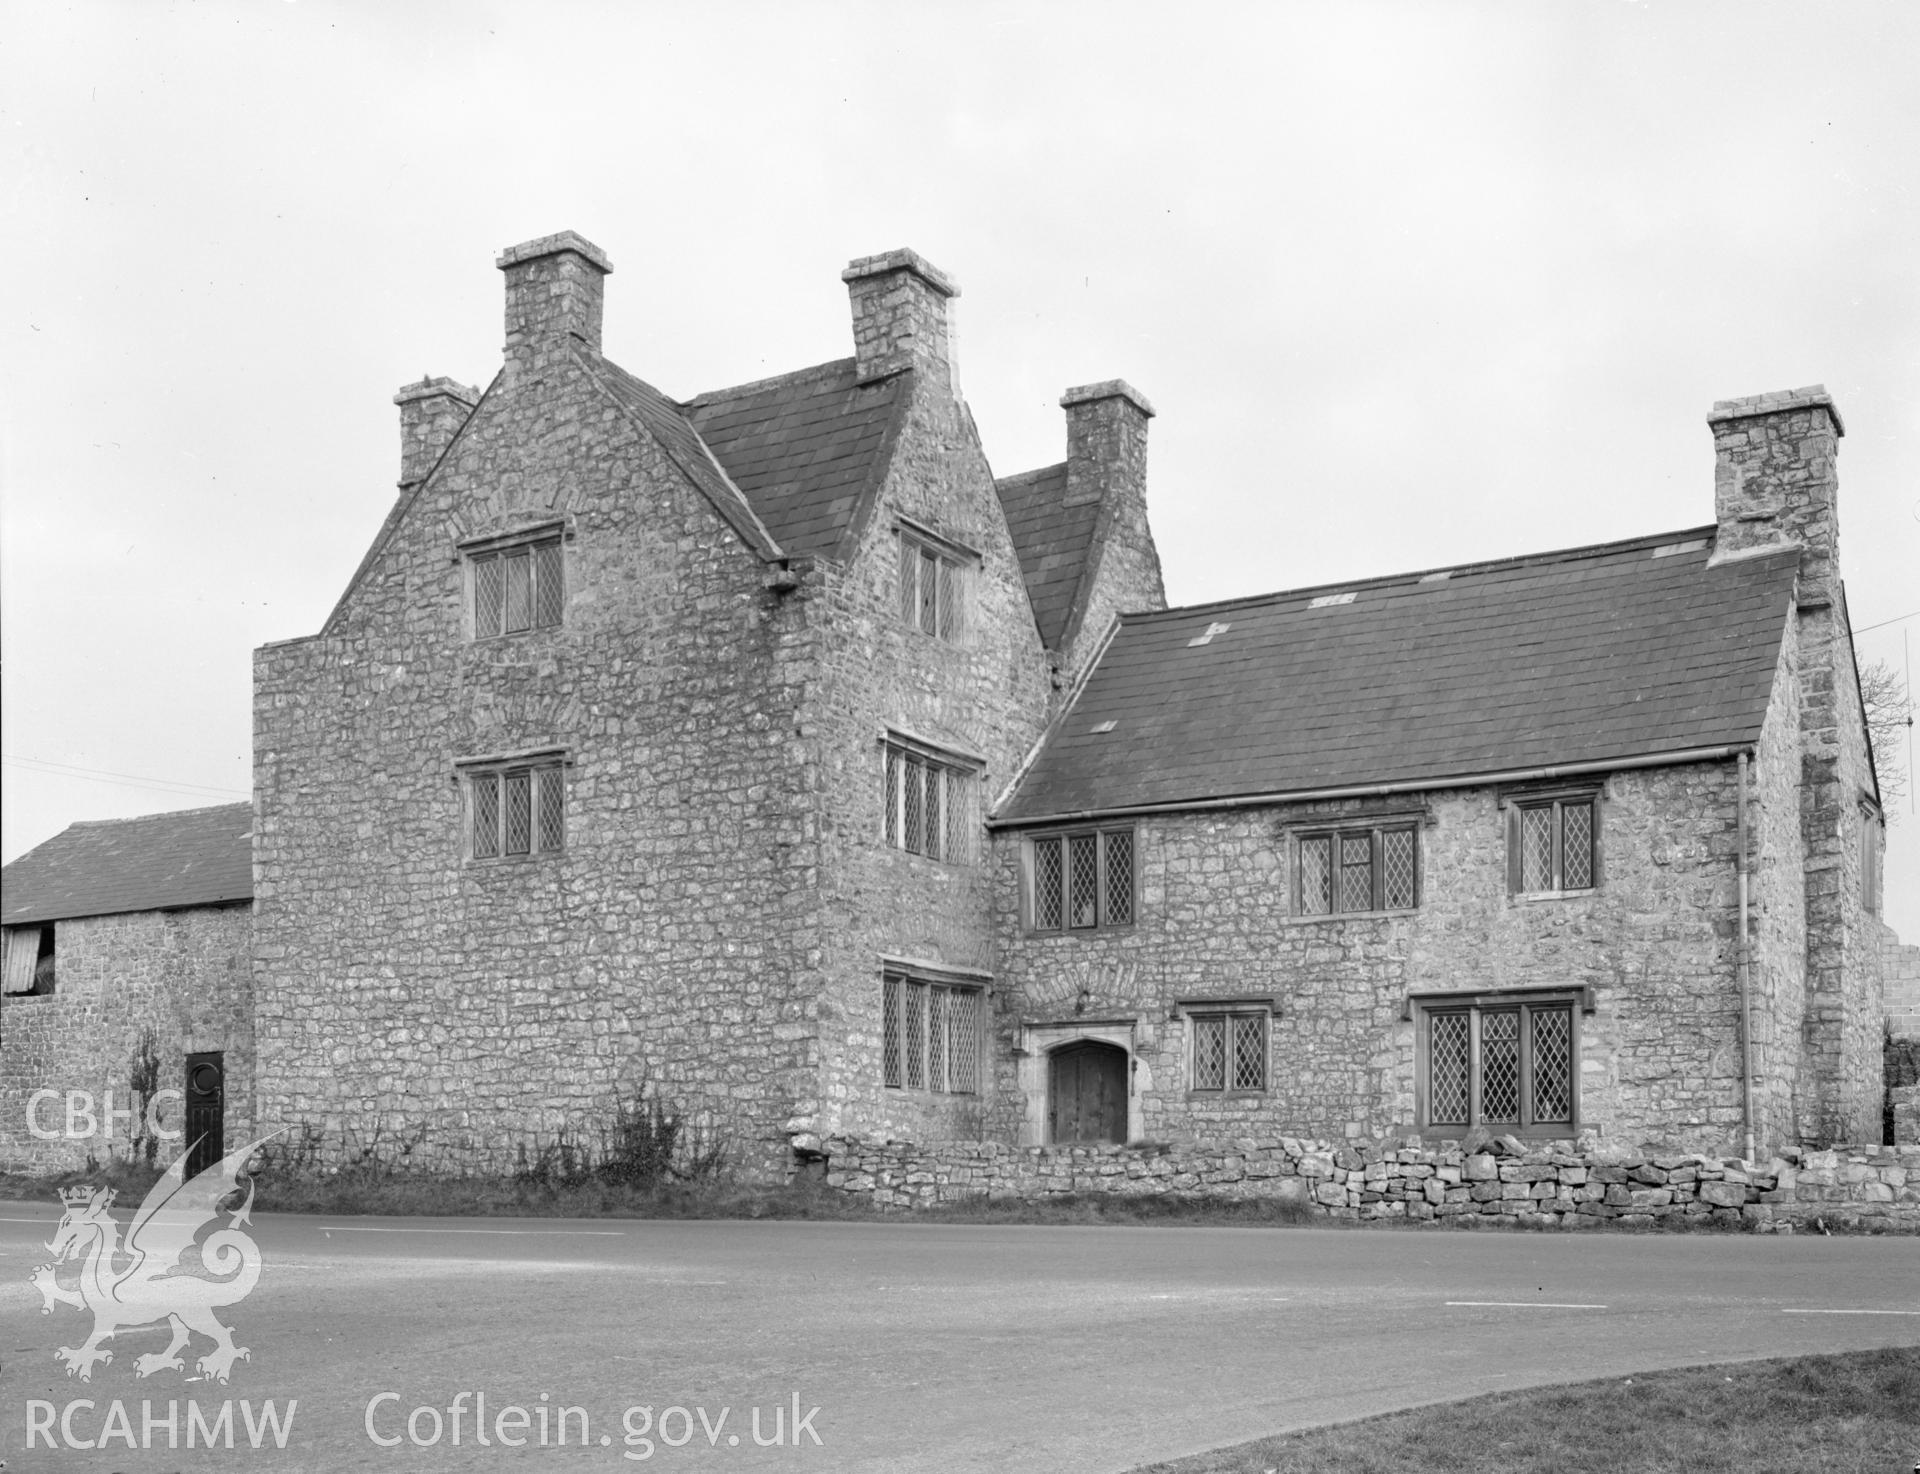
[1, 754, 249, 800]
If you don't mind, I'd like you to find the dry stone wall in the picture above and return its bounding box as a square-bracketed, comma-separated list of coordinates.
[824, 1132, 1920, 1231]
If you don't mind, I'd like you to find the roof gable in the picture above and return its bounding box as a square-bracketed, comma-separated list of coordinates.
[996, 463, 1101, 651]
[1001, 530, 1801, 821]
[2, 803, 253, 925]
[684, 359, 906, 562]
[584, 355, 784, 559]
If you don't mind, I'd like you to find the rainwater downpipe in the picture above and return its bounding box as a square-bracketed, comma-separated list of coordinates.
[1737, 749, 1755, 1164]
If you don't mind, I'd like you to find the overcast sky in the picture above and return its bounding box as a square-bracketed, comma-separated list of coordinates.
[4, 0, 1916, 936]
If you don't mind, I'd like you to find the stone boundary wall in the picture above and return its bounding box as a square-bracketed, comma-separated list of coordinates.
[822, 1134, 1920, 1232]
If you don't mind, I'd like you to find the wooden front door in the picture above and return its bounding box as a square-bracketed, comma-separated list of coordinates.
[1048, 1041, 1128, 1145]
[185, 1052, 225, 1177]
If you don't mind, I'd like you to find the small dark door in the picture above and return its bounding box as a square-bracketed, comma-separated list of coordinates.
[1048, 1041, 1128, 1145]
[185, 1052, 225, 1177]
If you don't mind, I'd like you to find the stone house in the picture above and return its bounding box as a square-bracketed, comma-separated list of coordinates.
[0, 232, 1892, 1176]
[988, 388, 1888, 1159]
[1, 804, 254, 1172]
[247, 233, 1161, 1176]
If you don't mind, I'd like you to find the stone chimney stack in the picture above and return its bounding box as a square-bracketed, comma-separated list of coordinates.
[1062, 380, 1155, 509]
[1707, 385, 1845, 608]
[1708, 385, 1877, 1145]
[393, 377, 480, 490]
[1048, 379, 1168, 685]
[842, 249, 959, 387]
[497, 231, 614, 381]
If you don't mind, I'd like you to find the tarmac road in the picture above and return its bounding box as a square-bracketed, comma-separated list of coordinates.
[2, 1205, 1916, 1472]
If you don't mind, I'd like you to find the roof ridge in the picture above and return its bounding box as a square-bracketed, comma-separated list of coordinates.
[995, 461, 1067, 490]
[1127, 524, 1737, 624]
[61, 802, 251, 829]
[681, 357, 856, 407]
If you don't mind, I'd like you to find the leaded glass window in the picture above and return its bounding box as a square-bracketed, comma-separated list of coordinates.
[1190, 1010, 1268, 1093]
[882, 975, 982, 1094]
[1511, 795, 1599, 895]
[882, 742, 977, 866]
[466, 759, 566, 863]
[1422, 996, 1577, 1134]
[1296, 824, 1418, 914]
[470, 534, 563, 638]
[897, 531, 971, 643]
[1028, 829, 1136, 932]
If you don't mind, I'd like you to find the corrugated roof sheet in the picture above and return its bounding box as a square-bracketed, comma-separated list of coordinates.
[1000, 530, 1801, 821]
[996, 462, 1100, 651]
[2, 803, 253, 924]
[684, 359, 905, 561]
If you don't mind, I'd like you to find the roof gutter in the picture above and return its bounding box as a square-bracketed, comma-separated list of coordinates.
[988, 744, 1748, 831]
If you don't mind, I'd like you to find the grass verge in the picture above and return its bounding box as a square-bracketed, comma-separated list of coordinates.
[1129, 1348, 1920, 1474]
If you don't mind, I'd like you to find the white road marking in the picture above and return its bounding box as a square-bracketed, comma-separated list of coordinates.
[319, 1225, 626, 1236]
[1780, 1307, 1920, 1316]
[1447, 1301, 1607, 1309]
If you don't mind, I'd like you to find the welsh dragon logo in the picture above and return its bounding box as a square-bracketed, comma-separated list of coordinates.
[30, 1136, 274, 1383]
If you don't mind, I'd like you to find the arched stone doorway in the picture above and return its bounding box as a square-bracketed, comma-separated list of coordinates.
[1047, 1039, 1129, 1146]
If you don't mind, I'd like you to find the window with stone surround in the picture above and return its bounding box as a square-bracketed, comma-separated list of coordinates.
[461, 753, 567, 862]
[466, 527, 564, 639]
[883, 736, 979, 865]
[1026, 828, 1135, 932]
[1506, 789, 1598, 896]
[882, 973, 983, 1094]
[896, 524, 973, 644]
[1412, 989, 1584, 1137]
[1187, 1007, 1268, 1094]
[1294, 822, 1418, 915]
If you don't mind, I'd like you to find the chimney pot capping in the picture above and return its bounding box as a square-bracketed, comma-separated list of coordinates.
[1061, 380, 1156, 419]
[840, 248, 959, 299]
[1705, 384, 1844, 437]
[495, 231, 614, 275]
[393, 376, 480, 408]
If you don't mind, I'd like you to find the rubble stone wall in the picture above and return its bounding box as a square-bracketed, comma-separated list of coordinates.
[824, 1132, 1920, 1232]
[1883, 923, 1920, 1040]
[990, 759, 1785, 1156]
[0, 904, 253, 1172]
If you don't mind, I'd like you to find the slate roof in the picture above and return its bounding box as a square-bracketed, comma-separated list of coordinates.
[684, 359, 905, 561]
[2, 803, 253, 925]
[999, 529, 1802, 823]
[995, 463, 1101, 651]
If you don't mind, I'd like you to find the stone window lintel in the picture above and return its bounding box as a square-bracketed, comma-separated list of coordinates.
[1401, 985, 1595, 1022]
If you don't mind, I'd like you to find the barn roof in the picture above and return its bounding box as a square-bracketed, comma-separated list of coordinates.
[2, 803, 253, 925]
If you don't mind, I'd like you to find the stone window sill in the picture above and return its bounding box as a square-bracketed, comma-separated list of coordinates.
[1187, 1091, 1269, 1101]
[1509, 888, 1597, 905]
